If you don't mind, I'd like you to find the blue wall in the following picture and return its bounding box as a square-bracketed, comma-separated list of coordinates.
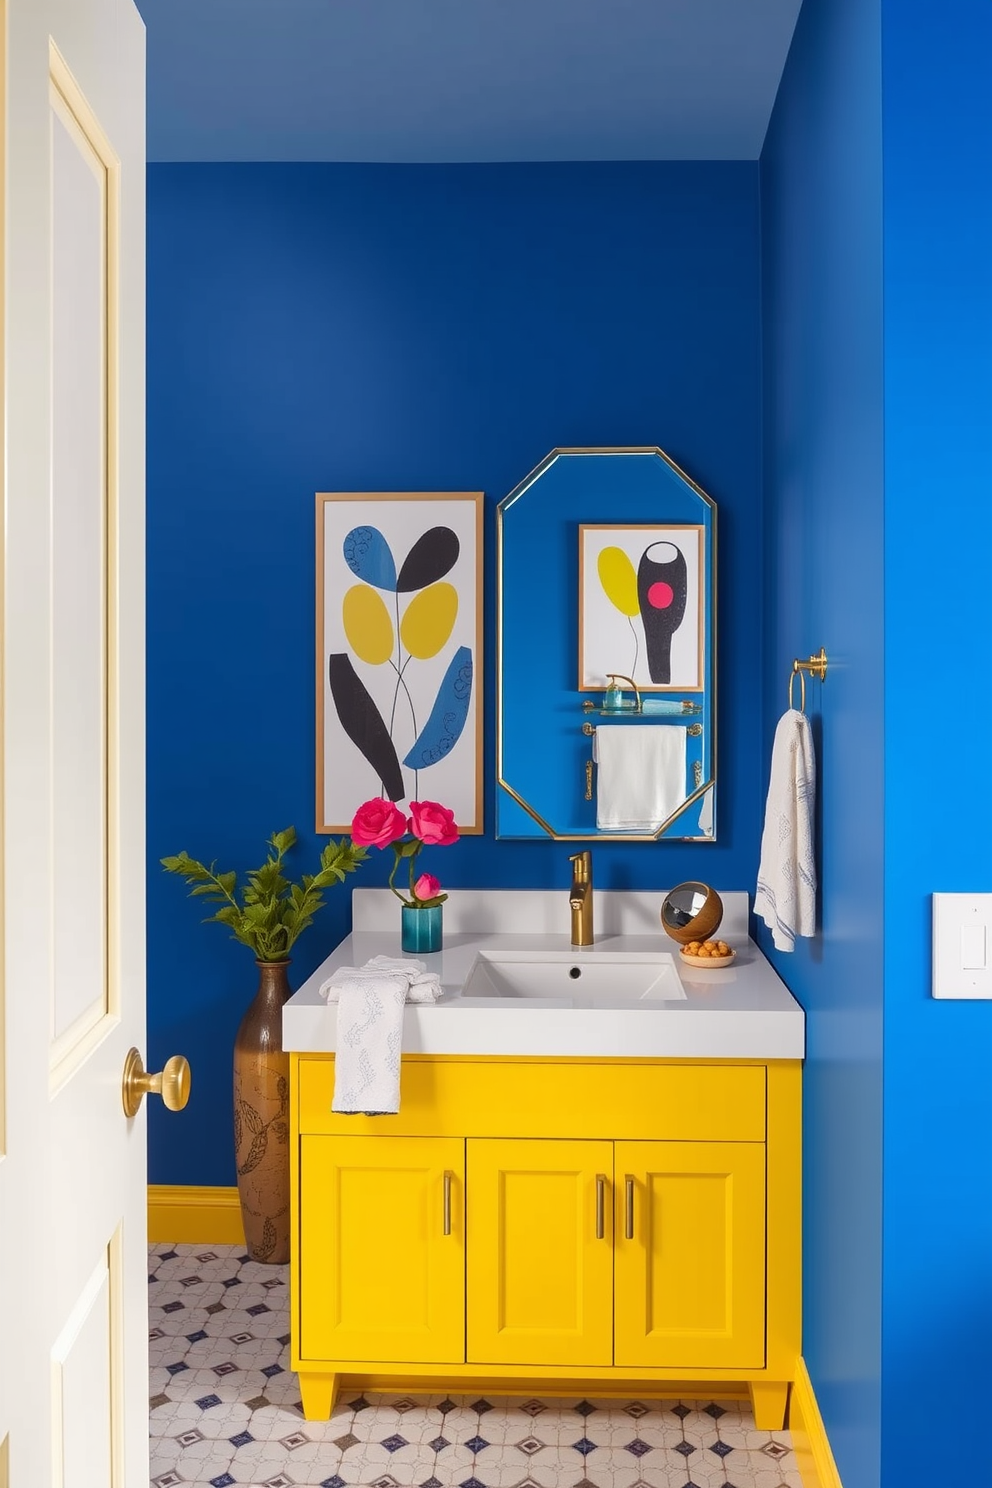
[760, 2, 885, 1485]
[147, 162, 763, 1185]
[764, 2, 992, 1485]
[880, 1, 992, 1481]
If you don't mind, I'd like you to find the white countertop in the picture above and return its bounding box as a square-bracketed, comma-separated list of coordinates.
[283, 889, 805, 1060]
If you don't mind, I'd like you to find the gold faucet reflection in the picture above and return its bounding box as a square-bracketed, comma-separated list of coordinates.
[569, 850, 594, 946]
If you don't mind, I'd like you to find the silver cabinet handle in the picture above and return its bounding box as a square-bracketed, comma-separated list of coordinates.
[443, 1171, 453, 1235]
[595, 1174, 607, 1239]
[625, 1175, 635, 1240]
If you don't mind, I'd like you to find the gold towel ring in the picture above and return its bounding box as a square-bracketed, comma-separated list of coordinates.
[789, 648, 829, 712]
[789, 667, 806, 714]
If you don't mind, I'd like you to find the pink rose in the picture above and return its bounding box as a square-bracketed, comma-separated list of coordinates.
[409, 800, 459, 847]
[351, 797, 408, 849]
[413, 872, 442, 902]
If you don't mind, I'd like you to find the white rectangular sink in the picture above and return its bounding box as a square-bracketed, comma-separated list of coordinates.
[283, 890, 807, 1059]
[460, 950, 686, 1003]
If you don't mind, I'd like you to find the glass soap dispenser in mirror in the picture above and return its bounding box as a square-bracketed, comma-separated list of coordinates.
[497, 447, 716, 841]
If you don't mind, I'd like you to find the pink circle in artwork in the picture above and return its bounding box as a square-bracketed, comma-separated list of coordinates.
[647, 581, 675, 609]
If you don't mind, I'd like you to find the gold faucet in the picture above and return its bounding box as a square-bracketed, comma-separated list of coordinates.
[569, 850, 594, 946]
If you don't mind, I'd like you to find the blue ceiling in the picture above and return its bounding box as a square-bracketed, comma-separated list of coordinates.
[136, 0, 802, 163]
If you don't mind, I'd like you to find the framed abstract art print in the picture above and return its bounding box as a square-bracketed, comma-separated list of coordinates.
[316, 492, 483, 834]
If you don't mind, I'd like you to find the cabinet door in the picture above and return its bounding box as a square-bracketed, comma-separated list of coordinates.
[467, 1138, 613, 1366]
[300, 1135, 464, 1363]
[614, 1140, 765, 1369]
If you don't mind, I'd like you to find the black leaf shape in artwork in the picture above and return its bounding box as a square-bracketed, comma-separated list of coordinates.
[328, 653, 405, 802]
[396, 526, 460, 592]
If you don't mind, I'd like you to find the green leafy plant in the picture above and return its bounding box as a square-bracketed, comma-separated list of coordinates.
[161, 827, 367, 963]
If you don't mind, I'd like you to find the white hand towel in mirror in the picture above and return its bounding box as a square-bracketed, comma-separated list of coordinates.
[697, 783, 714, 837]
[755, 709, 817, 952]
[593, 724, 687, 832]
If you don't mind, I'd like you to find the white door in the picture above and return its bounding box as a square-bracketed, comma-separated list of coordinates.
[0, 1, 166, 1483]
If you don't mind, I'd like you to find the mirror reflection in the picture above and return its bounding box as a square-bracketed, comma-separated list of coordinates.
[497, 447, 716, 841]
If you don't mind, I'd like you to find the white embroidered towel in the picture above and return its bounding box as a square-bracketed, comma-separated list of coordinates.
[321, 958, 442, 1115]
[319, 955, 442, 1005]
[330, 975, 407, 1114]
[594, 724, 687, 831]
[755, 709, 817, 952]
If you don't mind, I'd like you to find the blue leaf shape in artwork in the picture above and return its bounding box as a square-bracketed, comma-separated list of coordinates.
[343, 526, 397, 591]
[403, 645, 473, 769]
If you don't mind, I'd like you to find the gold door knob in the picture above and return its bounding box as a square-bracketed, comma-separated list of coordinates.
[122, 1047, 191, 1118]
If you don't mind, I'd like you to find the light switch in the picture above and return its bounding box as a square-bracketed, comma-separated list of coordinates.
[961, 924, 986, 970]
[932, 893, 992, 998]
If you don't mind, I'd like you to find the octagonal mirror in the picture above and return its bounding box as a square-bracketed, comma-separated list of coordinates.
[497, 447, 716, 841]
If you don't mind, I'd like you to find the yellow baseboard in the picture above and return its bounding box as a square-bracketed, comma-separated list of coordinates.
[790, 1358, 844, 1488]
[148, 1185, 245, 1246]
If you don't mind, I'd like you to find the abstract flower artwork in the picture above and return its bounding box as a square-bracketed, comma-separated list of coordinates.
[317, 493, 483, 833]
[578, 523, 705, 691]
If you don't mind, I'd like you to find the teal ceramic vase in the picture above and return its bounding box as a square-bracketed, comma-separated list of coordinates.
[401, 904, 442, 954]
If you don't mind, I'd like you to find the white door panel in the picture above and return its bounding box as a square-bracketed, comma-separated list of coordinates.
[1, 3, 148, 1485]
[50, 66, 111, 1071]
[51, 1243, 121, 1488]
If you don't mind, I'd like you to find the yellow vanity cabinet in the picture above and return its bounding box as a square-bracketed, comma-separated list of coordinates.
[290, 1055, 801, 1431]
[298, 1134, 465, 1365]
[466, 1138, 614, 1367]
[613, 1140, 766, 1370]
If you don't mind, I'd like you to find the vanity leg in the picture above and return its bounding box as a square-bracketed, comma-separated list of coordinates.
[749, 1380, 790, 1431]
[299, 1372, 338, 1421]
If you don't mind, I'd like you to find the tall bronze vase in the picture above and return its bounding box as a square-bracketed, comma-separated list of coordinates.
[234, 960, 292, 1263]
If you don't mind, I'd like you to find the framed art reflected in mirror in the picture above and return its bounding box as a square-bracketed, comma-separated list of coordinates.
[579, 523, 705, 692]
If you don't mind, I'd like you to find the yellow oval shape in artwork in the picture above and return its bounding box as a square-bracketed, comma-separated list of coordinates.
[342, 583, 394, 665]
[400, 582, 458, 659]
[597, 546, 639, 617]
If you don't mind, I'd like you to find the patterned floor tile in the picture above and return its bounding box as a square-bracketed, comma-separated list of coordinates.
[148, 1244, 795, 1488]
[740, 1468, 803, 1488]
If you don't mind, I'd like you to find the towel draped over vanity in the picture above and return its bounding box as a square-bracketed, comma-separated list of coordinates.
[319, 956, 441, 1115]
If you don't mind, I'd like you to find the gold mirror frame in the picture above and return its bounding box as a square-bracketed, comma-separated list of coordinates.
[496, 446, 717, 842]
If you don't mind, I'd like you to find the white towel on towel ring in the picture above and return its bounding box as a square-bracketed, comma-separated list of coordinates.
[755, 709, 817, 952]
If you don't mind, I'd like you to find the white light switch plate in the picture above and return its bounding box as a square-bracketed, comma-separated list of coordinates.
[932, 893, 992, 998]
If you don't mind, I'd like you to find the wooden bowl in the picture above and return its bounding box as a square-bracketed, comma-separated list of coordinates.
[679, 947, 736, 969]
[661, 882, 724, 945]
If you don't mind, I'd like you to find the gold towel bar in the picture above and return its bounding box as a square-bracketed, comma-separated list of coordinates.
[583, 721, 702, 737]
